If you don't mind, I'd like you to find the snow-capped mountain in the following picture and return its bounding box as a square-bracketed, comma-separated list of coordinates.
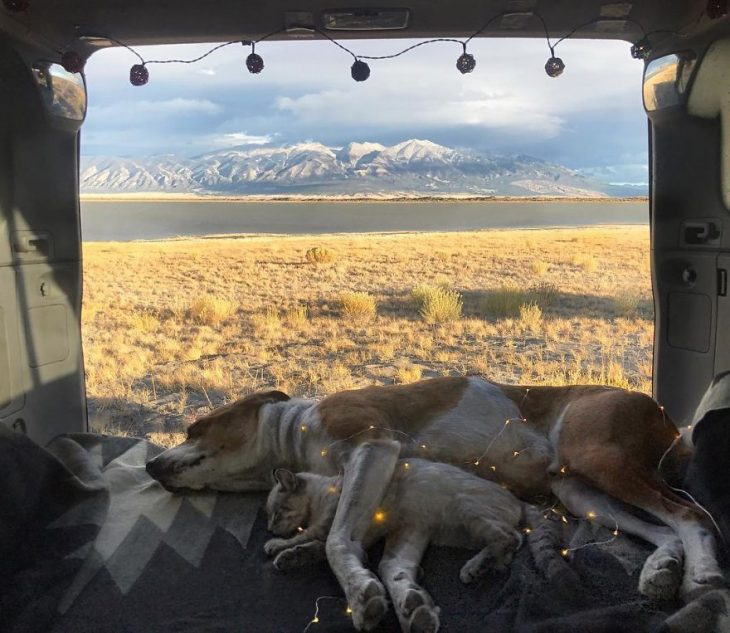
[80, 139, 620, 197]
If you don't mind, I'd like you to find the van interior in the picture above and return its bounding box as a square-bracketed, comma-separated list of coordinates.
[1, 1, 730, 632]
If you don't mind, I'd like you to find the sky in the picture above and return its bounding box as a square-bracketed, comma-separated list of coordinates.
[81, 37, 649, 182]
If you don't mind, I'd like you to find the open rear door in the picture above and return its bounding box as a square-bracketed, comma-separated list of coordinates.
[649, 40, 730, 423]
[0, 39, 87, 444]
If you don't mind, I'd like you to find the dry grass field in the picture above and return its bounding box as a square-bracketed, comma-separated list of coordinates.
[82, 225, 653, 444]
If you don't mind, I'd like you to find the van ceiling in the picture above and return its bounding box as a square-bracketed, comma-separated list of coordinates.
[0, 1, 725, 57]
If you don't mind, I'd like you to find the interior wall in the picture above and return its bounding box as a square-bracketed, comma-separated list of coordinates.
[0, 36, 87, 444]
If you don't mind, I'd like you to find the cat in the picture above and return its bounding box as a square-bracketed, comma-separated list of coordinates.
[265, 457, 555, 633]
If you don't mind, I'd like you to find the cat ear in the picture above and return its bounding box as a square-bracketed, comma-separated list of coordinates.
[274, 468, 300, 492]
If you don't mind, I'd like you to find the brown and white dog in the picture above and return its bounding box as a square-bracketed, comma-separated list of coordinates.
[146, 377, 724, 631]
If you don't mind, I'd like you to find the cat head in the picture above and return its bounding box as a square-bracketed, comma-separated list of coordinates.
[266, 468, 311, 536]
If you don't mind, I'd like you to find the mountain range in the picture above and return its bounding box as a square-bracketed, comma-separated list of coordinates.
[80, 139, 644, 197]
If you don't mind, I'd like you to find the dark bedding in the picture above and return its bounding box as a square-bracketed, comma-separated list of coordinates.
[1, 427, 729, 633]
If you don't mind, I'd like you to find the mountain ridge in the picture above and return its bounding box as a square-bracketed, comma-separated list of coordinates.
[80, 139, 634, 197]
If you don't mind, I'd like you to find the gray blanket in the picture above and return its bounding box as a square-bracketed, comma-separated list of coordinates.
[1, 428, 729, 633]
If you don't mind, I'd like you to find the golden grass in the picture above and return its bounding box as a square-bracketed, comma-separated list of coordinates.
[81, 225, 653, 442]
[340, 291, 377, 322]
[305, 246, 334, 264]
[187, 295, 236, 325]
[530, 260, 550, 275]
[413, 284, 463, 324]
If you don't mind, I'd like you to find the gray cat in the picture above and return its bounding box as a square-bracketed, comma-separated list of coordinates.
[265, 457, 555, 633]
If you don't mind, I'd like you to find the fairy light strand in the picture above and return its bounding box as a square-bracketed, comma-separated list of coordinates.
[302, 595, 348, 633]
[52, 5, 718, 81]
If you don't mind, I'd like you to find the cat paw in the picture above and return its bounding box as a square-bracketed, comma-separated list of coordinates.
[639, 545, 683, 601]
[351, 578, 388, 632]
[408, 604, 440, 633]
[264, 538, 291, 557]
[273, 542, 325, 571]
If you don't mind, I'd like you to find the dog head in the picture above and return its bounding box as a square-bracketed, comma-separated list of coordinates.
[145, 390, 290, 492]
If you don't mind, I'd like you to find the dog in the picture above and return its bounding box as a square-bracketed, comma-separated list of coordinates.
[146, 376, 724, 631]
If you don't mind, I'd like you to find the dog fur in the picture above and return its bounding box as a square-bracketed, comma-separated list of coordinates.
[146, 376, 724, 631]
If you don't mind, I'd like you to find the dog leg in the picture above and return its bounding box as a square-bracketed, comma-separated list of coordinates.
[378, 530, 439, 633]
[459, 521, 521, 584]
[326, 440, 400, 632]
[552, 477, 685, 600]
[273, 540, 327, 571]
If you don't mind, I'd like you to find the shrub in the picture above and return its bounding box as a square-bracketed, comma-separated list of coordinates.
[530, 282, 559, 307]
[188, 295, 236, 325]
[530, 260, 550, 275]
[570, 253, 598, 273]
[613, 293, 643, 316]
[394, 364, 423, 384]
[305, 247, 334, 264]
[519, 302, 543, 331]
[252, 307, 282, 337]
[418, 286, 463, 324]
[285, 305, 309, 327]
[129, 311, 159, 333]
[340, 292, 377, 321]
[480, 285, 527, 318]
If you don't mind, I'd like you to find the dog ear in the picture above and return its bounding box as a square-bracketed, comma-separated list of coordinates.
[259, 390, 291, 404]
[274, 468, 300, 492]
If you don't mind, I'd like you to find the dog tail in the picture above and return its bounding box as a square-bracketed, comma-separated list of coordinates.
[522, 505, 578, 582]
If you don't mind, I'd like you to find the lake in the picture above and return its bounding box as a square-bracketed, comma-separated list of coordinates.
[80, 199, 648, 241]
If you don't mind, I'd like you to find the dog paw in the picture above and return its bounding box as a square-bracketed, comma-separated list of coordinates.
[351, 578, 388, 632]
[264, 538, 290, 557]
[408, 604, 440, 633]
[680, 565, 726, 602]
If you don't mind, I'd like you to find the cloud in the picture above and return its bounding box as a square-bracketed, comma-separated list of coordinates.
[93, 98, 222, 118]
[81, 37, 646, 170]
[208, 132, 275, 146]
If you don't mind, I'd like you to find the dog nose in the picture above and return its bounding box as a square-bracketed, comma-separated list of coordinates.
[146, 457, 163, 479]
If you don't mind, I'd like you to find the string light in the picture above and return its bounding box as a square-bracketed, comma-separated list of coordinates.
[302, 596, 346, 633]
[320, 449, 328, 457]
[245, 43, 265, 74]
[129, 63, 149, 86]
[403, 462, 410, 470]
[350, 59, 371, 81]
[467, 417, 522, 468]
[456, 45, 476, 74]
[300, 424, 308, 432]
[630, 37, 651, 60]
[707, 0, 729, 19]
[373, 510, 386, 523]
[558, 513, 621, 558]
[2, 0, 29, 12]
[54, 8, 699, 87]
[544, 56, 565, 77]
[559, 465, 567, 474]
[61, 50, 85, 74]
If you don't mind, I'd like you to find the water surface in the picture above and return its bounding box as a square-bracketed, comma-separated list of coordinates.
[80, 200, 648, 241]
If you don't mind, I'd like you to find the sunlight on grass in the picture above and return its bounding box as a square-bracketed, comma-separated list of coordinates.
[413, 284, 463, 323]
[340, 291, 377, 321]
[81, 226, 653, 443]
[188, 295, 236, 325]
